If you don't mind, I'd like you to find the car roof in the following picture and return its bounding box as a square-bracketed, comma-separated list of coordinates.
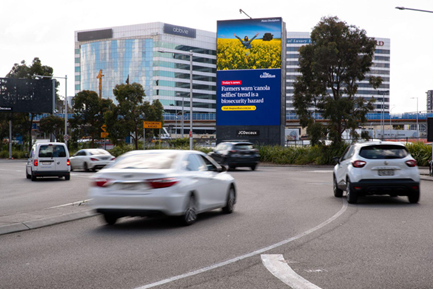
[355, 140, 406, 147]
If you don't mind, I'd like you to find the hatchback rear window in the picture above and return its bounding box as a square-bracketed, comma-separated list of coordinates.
[110, 152, 177, 169]
[233, 144, 254, 150]
[39, 145, 67, 158]
[359, 145, 408, 159]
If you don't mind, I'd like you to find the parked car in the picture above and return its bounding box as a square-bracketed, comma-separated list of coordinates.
[208, 141, 260, 170]
[333, 141, 420, 204]
[26, 142, 70, 181]
[88, 150, 236, 226]
[70, 149, 115, 172]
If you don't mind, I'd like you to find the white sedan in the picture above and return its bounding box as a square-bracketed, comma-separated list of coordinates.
[88, 150, 236, 226]
[70, 149, 115, 172]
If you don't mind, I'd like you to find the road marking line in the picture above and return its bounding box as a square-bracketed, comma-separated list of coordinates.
[137, 199, 348, 289]
[261, 254, 321, 289]
[48, 200, 91, 208]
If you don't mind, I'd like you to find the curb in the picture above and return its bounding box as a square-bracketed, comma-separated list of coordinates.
[0, 210, 99, 236]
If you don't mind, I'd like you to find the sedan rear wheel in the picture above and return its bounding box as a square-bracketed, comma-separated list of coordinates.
[103, 214, 118, 225]
[180, 195, 197, 226]
[84, 162, 89, 172]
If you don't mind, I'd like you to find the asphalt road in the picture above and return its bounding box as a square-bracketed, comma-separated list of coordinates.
[0, 162, 432, 289]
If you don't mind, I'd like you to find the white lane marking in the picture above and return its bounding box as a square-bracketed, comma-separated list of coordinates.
[48, 200, 91, 208]
[137, 199, 348, 289]
[261, 254, 321, 289]
[304, 170, 333, 173]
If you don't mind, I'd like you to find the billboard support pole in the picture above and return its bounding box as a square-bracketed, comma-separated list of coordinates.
[189, 50, 193, 150]
[9, 120, 12, 159]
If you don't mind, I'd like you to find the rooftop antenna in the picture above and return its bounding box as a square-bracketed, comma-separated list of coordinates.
[239, 9, 252, 19]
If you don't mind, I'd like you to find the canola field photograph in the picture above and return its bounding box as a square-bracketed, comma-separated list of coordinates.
[217, 38, 281, 71]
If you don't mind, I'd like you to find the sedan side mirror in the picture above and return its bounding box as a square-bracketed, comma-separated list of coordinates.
[333, 157, 340, 165]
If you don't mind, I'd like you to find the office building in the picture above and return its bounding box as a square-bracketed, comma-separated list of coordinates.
[286, 32, 391, 116]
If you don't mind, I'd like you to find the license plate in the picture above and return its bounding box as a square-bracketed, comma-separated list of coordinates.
[42, 162, 52, 165]
[119, 183, 140, 191]
[378, 169, 394, 176]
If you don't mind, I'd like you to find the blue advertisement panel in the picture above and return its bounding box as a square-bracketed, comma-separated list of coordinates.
[217, 69, 281, 125]
[217, 18, 282, 126]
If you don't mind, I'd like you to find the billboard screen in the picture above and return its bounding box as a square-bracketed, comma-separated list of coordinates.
[0, 78, 54, 114]
[216, 18, 283, 126]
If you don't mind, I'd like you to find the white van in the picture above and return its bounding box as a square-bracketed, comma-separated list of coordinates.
[26, 142, 71, 181]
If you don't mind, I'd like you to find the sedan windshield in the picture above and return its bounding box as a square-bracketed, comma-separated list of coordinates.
[359, 145, 408, 159]
[110, 152, 177, 169]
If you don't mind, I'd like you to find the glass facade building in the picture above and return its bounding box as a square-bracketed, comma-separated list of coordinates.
[286, 32, 391, 116]
[75, 22, 216, 117]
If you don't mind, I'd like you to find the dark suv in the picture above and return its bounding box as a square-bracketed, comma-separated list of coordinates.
[208, 141, 260, 170]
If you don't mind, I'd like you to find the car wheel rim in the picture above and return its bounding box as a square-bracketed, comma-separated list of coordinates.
[228, 189, 235, 211]
[185, 198, 197, 223]
[346, 181, 350, 201]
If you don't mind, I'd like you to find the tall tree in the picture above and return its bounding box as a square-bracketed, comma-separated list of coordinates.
[293, 16, 381, 145]
[4, 57, 58, 151]
[39, 115, 64, 141]
[69, 90, 112, 147]
[104, 83, 164, 149]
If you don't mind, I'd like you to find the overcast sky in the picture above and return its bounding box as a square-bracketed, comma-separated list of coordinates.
[1, 0, 432, 113]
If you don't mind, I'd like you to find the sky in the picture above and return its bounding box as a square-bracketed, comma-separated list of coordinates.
[0, 0, 432, 114]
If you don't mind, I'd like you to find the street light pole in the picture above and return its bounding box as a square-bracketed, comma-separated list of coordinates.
[378, 90, 389, 141]
[411, 97, 419, 140]
[158, 49, 194, 150]
[395, 7, 433, 13]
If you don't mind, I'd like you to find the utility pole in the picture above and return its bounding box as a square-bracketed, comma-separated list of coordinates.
[96, 69, 104, 99]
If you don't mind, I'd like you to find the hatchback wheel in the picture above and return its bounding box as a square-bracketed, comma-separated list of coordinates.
[84, 162, 89, 172]
[180, 195, 197, 226]
[408, 190, 420, 204]
[346, 179, 358, 204]
[333, 175, 343, 197]
[31, 170, 37, 181]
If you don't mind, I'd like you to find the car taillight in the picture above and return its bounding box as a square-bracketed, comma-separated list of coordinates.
[67, 159, 70, 166]
[405, 160, 417, 167]
[34, 159, 38, 166]
[352, 160, 366, 168]
[90, 158, 98, 161]
[147, 178, 179, 189]
[229, 150, 237, 153]
[93, 178, 111, 187]
[111, 157, 116, 160]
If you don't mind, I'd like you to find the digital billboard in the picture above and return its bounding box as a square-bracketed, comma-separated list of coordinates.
[0, 78, 54, 114]
[216, 18, 283, 126]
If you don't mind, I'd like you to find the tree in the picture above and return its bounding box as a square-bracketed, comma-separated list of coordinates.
[4, 58, 58, 151]
[39, 115, 64, 141]
[104, 83, 164, 149]
[293, 16, 381, 145]
[69, 90, 112, 147]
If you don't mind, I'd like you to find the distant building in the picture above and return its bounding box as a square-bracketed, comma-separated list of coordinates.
[285, 32, 391, 115]
[427, 90, 433, 112]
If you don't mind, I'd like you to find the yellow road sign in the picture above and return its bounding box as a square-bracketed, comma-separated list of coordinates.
[101, 132, 109, 138]
[143, 121, 162, 129]
[101, 124, 107, 132]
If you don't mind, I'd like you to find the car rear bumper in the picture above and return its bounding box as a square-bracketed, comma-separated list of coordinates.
[88, 188, 187, 217]
[32, 170, 70, 177]
[351, 179, 420, 196]
[227, 157, 259, 167]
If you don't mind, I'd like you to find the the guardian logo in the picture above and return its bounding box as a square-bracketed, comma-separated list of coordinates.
[260, 72, 276, 78]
